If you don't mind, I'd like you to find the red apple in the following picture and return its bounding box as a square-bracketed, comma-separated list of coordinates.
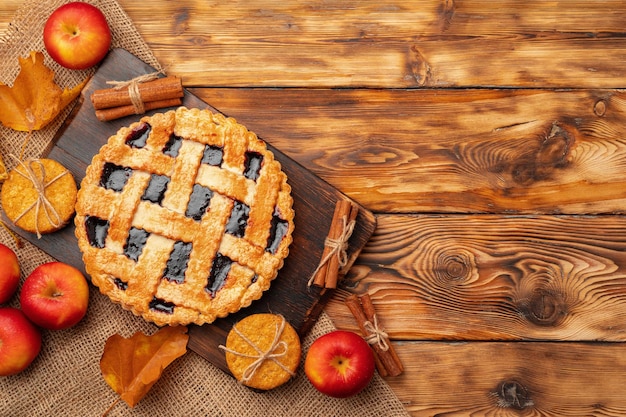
[43, 2, 111, 70]
[0, 243, 20, 304]
[304, 330, 376, 398]
[20, 262, 89, 330]
[0, 307, 42, 376]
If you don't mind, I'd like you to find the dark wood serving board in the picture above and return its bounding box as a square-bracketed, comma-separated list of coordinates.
[5, 48, 376, 374]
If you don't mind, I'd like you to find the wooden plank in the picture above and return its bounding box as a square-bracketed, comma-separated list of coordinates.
[387, 341, 626, 416]
[0, 0, 19, 37]
[5, 49, 376, 375]
[325, 214, 626, 341]
[110, 0, 626, 88]
[191, 87, 626, 214]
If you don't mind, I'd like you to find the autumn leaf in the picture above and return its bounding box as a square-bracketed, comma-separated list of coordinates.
[0, 51, 87, 131]
[100, 326, 189, 409]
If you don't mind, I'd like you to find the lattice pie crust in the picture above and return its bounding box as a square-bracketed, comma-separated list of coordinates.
[75, 107, 294, 326]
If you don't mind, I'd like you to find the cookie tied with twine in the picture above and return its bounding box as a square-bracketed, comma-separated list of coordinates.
[220, 314, 301, 390]
[1, 158, 77, 238]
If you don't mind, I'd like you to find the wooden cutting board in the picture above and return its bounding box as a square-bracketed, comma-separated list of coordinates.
[4, 48, 376, 374]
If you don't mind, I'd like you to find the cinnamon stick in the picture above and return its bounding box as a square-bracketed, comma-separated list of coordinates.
[359, 293, 403, 377]
[312, 201, 345, 287]
[344, 294, 388, 377]
[311, 200, 358, 288]
[91, 76, 184, 110]
[95, 98, 183, 122]
[326, 202, 358, 288]
[344, 293, 403, 377]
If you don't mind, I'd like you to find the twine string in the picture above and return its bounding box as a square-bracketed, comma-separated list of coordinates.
[218, 316, 295, 384]
[106, 71, 162, 115]
[9, 156, 69, 239]
[364, 314, 390, 351]
[307, 214, 356, 286]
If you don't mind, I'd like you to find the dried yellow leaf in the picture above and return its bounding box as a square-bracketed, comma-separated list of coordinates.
[0, 51, 87, 131]
[100, 326, 189, 409]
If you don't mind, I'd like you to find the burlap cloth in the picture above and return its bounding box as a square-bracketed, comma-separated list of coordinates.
[0, 1, 410, 416]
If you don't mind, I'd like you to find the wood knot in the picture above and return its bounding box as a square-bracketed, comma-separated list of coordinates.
[434, 250, 478, 285]
[511, 122, 573, 185]
[519, 288, 568, 327]
[438, 0, 455, 31]
[594, 99, 607, 117]
[173, 8, 190, 35]
[332, 143, 418, 170]
[494, 381, 534, 410]
[408, 45, 431, 86]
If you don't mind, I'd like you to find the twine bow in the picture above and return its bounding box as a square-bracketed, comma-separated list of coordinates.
[307, 214, 356, 286]
[363, 314, 390, 351]
[106, 71, 162, 115]
[9, 156, 69, 239]
[218, 315, 295, 384]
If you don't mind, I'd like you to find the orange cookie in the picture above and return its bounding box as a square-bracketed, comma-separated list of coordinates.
[1, 158, 77, 237]
[221, 313, 301, 390]
[0, 154, 7, 182]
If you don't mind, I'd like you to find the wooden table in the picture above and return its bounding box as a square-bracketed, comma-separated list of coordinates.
[3, 1, 626, 415]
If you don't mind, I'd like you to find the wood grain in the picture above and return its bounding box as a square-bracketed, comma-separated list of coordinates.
[3, 1, 626, 415]
[114, 0, 626, 88]
[0, 0, 19, 35]
[192, 87, 626, 214]
[325, 214, 626, 341]
[387, 341, 626, 416]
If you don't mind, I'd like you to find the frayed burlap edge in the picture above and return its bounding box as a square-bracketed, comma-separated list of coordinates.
[0, 1, 411, 416]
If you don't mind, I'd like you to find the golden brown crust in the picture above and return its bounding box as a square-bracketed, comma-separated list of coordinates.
[74, 107, 294, 326]
[223, 314, 301, 390]
[1, 158, 77, 235]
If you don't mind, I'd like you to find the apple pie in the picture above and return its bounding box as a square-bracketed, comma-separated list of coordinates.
[74, 107, 294, 326]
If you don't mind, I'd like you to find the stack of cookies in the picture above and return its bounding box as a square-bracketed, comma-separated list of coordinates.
[1, 158, 77, 238]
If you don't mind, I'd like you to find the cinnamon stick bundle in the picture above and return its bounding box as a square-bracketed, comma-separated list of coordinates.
[311, 199, 358, 289]
[95, 98, 182, 122]
[91, 75, 184, 121]
[344, 293, 403, 377]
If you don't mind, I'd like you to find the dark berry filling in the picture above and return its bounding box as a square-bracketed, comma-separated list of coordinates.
[124, 227, 150, 261]
[163, 133, 183, 157]
[141, 174, 170, 204]
[225, 201, 249, 238]
[244, 151, 263, 181]
[201, 145, 223, 166]
[206, 253, 232, 297]
[163, 241, 193, 284]
[185, 184, 213, 221]
[85, 216, 109, 248]
[126, 122, 151, 148]
[100, 163, 133, 192]
[113, 278, 128, 291]
[149, 297, 175, 314]
[266, 211, 289, 254]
